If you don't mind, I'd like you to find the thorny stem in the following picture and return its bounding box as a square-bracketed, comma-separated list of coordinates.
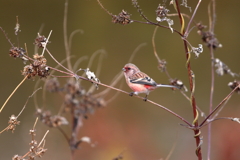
[199, 84, 240, 127]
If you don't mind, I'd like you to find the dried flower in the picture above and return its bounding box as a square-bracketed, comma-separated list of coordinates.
[156, 4, 174, 33]
[36, 109, 68, 128]
[197, 23, 222, 49]
[79, 68, 100, 89]
[9, 47, 25, 58]
[192, 44, 203, 58]
[170, 78, 188, 92]
[228, 80, 240, 93]
[22, 54, 50, 79]
[214, 58, 238, 77]
[112, 10, 131, 25]
[156, 5, 169, 22]
[157, 59, 167, 72]
[34, 34, 50, 48]
[45, 78, 60, 92]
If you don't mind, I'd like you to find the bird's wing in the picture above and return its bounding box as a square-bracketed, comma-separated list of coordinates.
[129, 72, 157, 86]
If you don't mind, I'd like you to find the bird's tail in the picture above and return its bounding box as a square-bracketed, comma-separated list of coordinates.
[157, 84, 179, 89]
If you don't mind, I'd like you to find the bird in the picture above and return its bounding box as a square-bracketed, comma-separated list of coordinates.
[122, 63, 178, 101]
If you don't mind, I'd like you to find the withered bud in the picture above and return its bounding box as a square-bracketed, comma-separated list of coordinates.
[197, 23, 222, 49]
[45, 78, 60, 92]
[158, 59, 167, 72]
[112, 10, 131, 25]
[156, 4, 169, 22]
[170, 78, 188, 92]
[228, 80, 240, 93]
[22, 64, 37, 79]
[196, 23, 207, 31]
[33, 54, 47, 65]
[34, 34, 50, 48]
[9, 47, 25, 58]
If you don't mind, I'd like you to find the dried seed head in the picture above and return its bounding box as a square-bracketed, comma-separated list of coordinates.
[155, 4, 174, 32]
[34, 34, 50, 48]
[12, 155, 22, 160]
[37, 65, 50, 78]
[45, 78, 60, 92]
[36, 147, 47, 158]
[156, 5, 169, 22]
[228, 80, 240, 93]
[197, 23, 222, 49]
[9, 47, 25, 58]
[8, 115, 20, 133]
[170, 78, 188, 92]
[29, 140, 38, 148]
[33, 54, 47, 65]
[22, 54, 50, 79]
[157, 59, 167, 72]
[36, 109, 68, 128]
[196, 23, 207, 31]
[22, 64, 37, 79]
[112, 10, 131, 25]
[192, 44, 203, 58]
[29, 129, 36, 136]
[214, 58, 238, 77]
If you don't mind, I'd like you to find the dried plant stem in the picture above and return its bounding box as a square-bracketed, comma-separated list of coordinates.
[38, 130, 49, 147]
[0, 75, 28, 113]
[208, 39, 215, 160]
[46, 48, 74, 74]
[175, 0, 202, 157]
[97, 0, 112, 16]
[200, 84, 240, 127]
[152, 26, 161, 63]
[207, 1, 216, 158]
[63, 0, 73, 71]
[0, 27, 14, 47]
[185, 0, 202, 37]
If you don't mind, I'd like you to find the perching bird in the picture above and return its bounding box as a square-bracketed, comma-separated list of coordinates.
[122, 63, 178, 101]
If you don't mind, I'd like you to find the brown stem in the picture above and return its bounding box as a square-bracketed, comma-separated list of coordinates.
[200, 84, 240, 127]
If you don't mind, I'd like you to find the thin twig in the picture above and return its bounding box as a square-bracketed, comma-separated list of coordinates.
[200, 84, 240, 127]
[63, 0, 73, 71]
[0, 75, 28, 112]
[185, 0, 202, 37]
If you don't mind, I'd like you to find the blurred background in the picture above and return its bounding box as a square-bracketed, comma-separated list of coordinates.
[0, 0, 240, 160]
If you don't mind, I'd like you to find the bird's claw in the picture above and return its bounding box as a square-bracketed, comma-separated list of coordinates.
[129, 92, 134, 96]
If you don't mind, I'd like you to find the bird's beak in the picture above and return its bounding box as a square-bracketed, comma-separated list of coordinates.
[122, 68, 126, 72]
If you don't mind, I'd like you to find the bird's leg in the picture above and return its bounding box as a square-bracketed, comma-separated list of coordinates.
[129, 92, 135, 96]
[143, 95, 148, 101]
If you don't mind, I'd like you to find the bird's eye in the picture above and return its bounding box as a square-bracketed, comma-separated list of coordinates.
[127, 67, 131, 70]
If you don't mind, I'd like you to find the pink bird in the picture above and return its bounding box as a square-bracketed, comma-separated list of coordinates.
[122, 63, 178, 101]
